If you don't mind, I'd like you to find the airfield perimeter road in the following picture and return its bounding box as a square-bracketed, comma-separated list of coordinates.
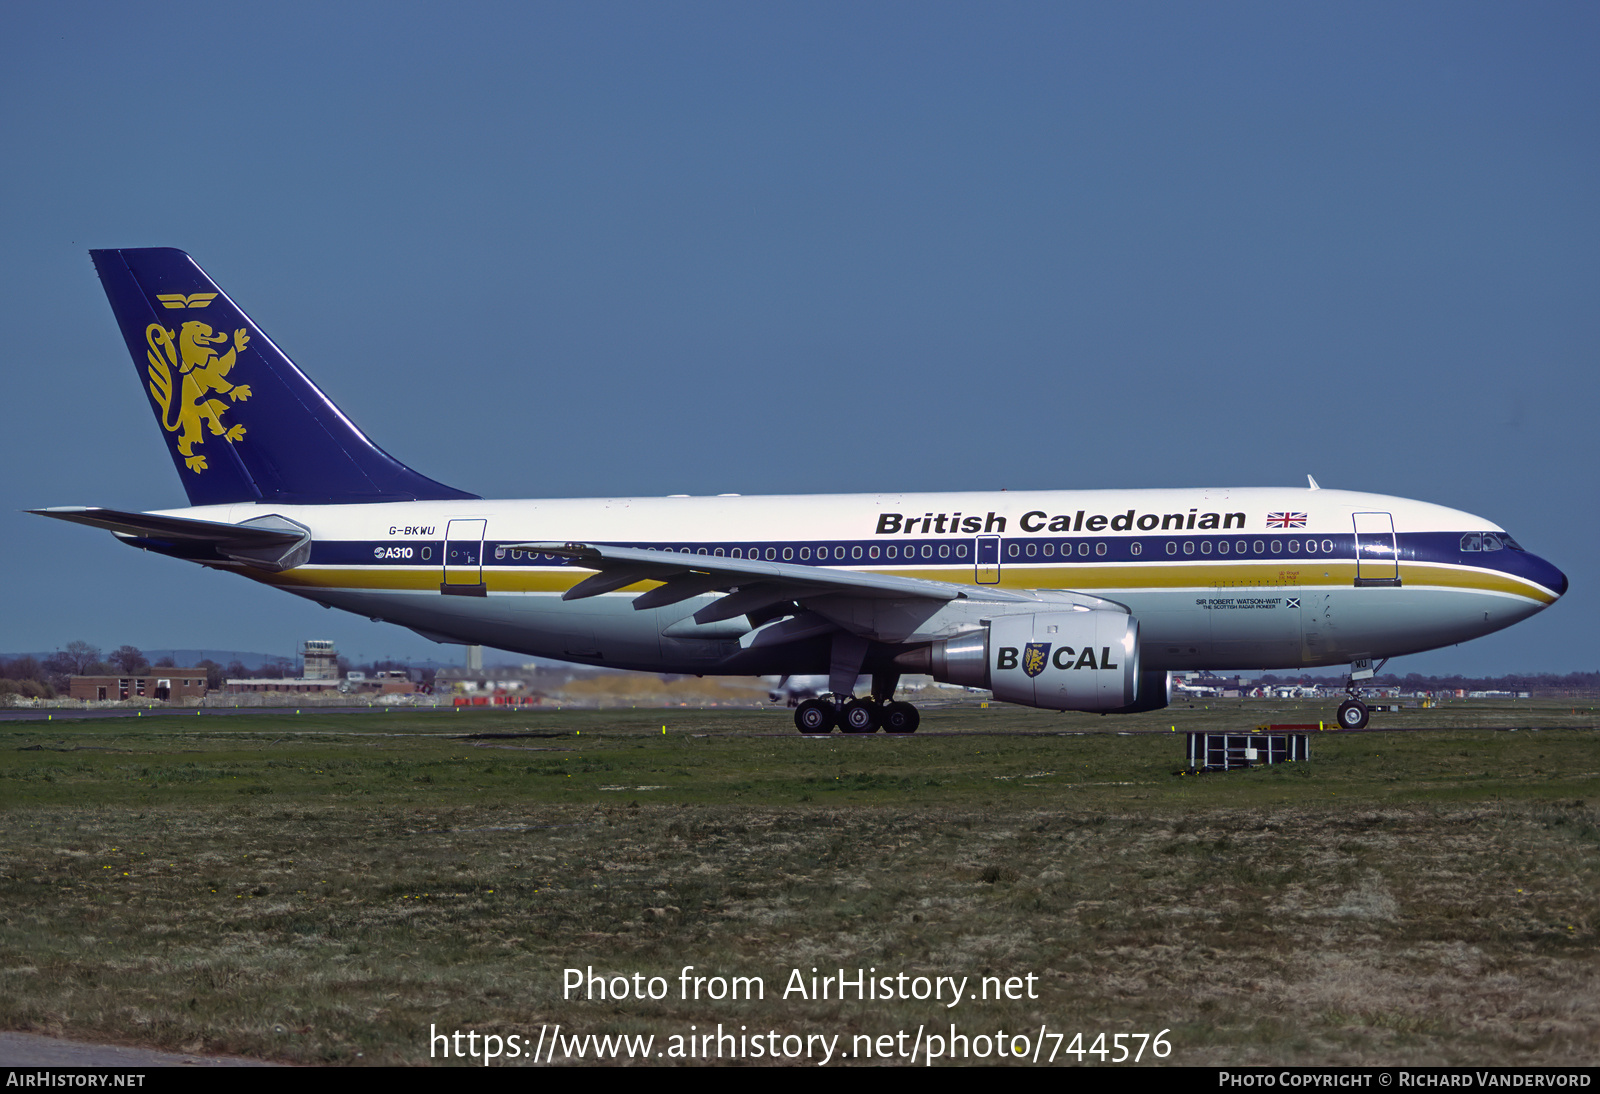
[0, 1030, 279, 1066]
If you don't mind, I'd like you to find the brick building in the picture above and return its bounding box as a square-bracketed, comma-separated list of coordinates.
[69, 670, 209, 702]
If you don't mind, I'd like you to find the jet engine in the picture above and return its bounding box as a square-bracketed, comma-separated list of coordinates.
[898, 610, 1160, 713]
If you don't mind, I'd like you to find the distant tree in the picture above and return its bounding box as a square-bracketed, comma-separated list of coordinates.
[41, 653, 74, 688]
[153, 655, 176, 668]
[2, 656, 43, 683]
[196, 659, 224, 690]
[70, 641, 102, 673]
[60, 641, 102, 675]
[109, 646, 148, 673]
[225, 660, 248, 680]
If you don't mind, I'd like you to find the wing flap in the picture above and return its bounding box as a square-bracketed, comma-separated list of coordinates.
[562, 565, 664, 601]
[513, 541, 1034, 605]
[630, 572, 730, 610]
[692, 583, 805, 624]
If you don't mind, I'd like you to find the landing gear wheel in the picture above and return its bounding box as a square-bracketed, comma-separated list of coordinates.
[840, 699, 880, 734]
[795, 698, 836, 734]
[1337, 699, 1369, 730]
[882, 701, 920, 734]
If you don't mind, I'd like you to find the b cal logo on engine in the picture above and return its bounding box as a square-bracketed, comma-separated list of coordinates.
[1021, 642, 1051, 679]
[997, 645, 1120, 672]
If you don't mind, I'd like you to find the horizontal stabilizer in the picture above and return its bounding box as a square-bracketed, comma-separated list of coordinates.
[30, 507, 311, 571]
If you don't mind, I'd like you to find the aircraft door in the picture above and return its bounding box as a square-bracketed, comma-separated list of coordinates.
[975, 536, 1000, 584]
[442, 518, 488, 596]
[1353, 512, 1401, 587]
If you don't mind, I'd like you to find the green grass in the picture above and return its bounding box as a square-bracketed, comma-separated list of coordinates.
[0, 700, 1595, 1065]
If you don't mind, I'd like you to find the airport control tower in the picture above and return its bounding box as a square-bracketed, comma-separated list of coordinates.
[303, 639, 338, 680]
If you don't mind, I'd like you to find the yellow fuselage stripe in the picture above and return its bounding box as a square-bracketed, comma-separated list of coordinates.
[251, 560, 1556, 605]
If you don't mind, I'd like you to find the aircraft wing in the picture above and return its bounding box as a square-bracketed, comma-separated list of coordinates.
[513, 540, 1036, 625]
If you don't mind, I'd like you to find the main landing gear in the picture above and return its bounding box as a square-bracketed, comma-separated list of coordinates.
[795, 646, 921, 734]
[793, 695, 921, 735]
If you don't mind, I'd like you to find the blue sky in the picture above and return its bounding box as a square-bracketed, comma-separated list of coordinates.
[2, 2, 1595, 675]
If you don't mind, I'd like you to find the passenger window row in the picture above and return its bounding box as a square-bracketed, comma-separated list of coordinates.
[491, 536, 1377, 563]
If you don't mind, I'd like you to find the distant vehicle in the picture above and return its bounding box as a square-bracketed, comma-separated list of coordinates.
[765, 675, 827, 706]
[764, 674, 866, 707]
[35, 249, 1568, 735]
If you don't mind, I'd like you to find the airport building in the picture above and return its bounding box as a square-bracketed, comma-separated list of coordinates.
[224, 639, 419, 695]
[69, 670, 209, 702]
[302, 639, 339, 680]
[223, 677, 342, 695]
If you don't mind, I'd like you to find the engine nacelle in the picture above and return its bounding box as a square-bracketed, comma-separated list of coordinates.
[911, 609, 1143, 712]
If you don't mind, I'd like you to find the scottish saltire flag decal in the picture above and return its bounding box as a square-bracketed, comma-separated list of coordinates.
[1267, 512, 1307, 528]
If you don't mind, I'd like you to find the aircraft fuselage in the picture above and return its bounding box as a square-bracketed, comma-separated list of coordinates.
[129, 485, 1563, 678]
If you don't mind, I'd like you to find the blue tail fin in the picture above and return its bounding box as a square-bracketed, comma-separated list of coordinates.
[90, 248, 478, 506]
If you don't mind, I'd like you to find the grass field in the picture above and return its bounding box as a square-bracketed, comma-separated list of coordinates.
[1, 698, 1595, 1066]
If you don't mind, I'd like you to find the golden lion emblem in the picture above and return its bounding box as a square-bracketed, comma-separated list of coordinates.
[145, 321, 252, 472]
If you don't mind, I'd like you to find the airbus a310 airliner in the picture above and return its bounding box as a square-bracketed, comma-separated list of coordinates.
[35, 249, 1567, 733]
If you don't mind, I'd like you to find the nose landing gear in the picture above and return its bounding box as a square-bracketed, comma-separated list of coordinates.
[1332, 657, 1385, 730]
[1336, 698, 1370, 730]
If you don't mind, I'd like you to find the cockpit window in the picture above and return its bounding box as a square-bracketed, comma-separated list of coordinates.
[1463, 532, 1524, 553]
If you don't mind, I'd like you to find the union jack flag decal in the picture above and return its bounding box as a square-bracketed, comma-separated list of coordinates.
[1267, 512, 1307, 528]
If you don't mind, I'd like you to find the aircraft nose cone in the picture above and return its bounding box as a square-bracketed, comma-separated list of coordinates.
[1530, 553, 1568, 600]
[1549, 560, 1569, 599]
